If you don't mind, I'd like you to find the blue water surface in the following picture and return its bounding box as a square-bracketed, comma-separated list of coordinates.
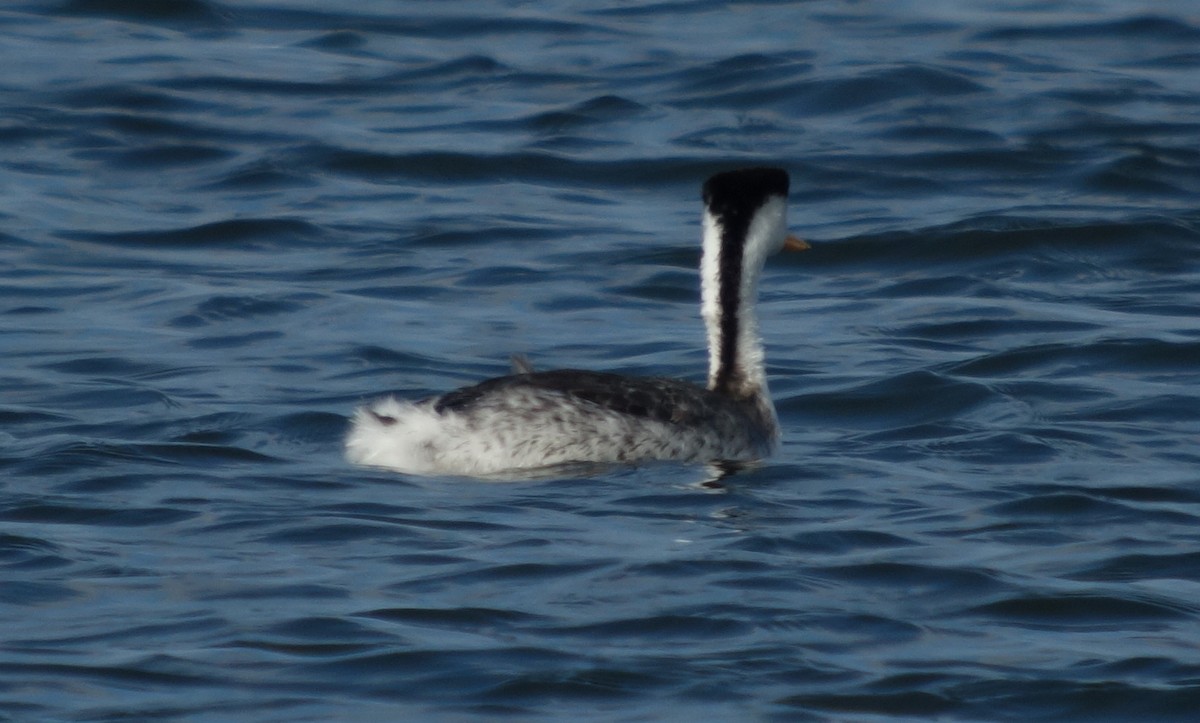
[3, 1, 1200, 720]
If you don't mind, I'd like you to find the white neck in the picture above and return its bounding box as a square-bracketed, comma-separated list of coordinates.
[700, 195, 786, 400]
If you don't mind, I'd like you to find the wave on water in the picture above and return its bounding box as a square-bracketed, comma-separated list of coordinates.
[3, 1, 1200, 720]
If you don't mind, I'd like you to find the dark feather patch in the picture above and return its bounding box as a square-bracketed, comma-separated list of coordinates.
[433, 369, 733, 427]
[702, 167, 789, 221]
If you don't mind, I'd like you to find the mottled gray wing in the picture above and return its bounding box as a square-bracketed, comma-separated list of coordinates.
[433, 369, 719, 426]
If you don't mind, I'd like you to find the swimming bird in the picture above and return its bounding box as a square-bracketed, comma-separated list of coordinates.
[346, 167, 807, 477]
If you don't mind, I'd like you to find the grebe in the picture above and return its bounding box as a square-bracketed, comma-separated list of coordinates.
[346, 167, 807, 477]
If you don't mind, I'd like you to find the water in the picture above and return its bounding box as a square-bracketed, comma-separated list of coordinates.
[3, 1, 1200, 720]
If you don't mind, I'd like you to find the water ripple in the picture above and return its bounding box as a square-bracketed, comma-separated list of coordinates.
[5, 1, 1200, 720]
